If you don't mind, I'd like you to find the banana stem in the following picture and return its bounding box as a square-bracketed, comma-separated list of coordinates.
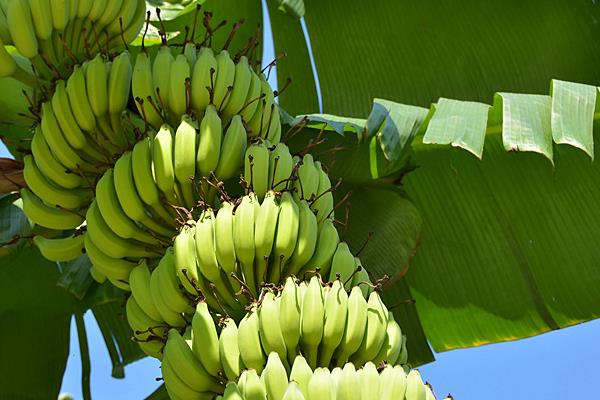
[75, 312, 92, 400]
[11, 65, 38, 88]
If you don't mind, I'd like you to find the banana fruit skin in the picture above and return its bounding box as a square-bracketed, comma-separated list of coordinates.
[33, 233, 84, 262]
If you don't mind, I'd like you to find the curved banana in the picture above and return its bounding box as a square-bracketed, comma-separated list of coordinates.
[66, 64, 97, 132]
[153, 248, 194, 314]
[360, 362, 381, 399]
[191, 301, 221, 377]
[132, 50, 164, 128]
[52, 80, 89, 150]
[406, 369, 426, 400]
[280, 277, 301, 365]
[302, 219, 339, 278]
[29, 0, 52, 40]
[268, 142, 294, 192]
[262, 352, 289, 400]
[174, 222, 199, 295]
[284, 200, 318, 278]
[213, 50, 235, 111]
[125, 295, 166, 341]
[20, 188, 84, 230]
[244, 141, 270, 200]
[233, 193, 258, 295]
[191, 47, 217, 115]
[269, 192, 299, 283]
[30, 128, 82, 189]
[107, 50, 132, 131]
[373, 311, 403, 366]
[23, 155, 89, 210]
[84, 233, 135, 282]
[259, 291, 287, 362]
[334, 286, 368, 366]
[328, 242, 356, 289]
[289, 355, 312, 398]
[294, 154, 320, 201]
[153, 124, 180, 205]
[336, 362, 358, 400]
[214, 114, 247, 181]
[7, 0, 38, 59]
[237, 306, 266, 374]
[319, 279, 348, 367]
[219, 317, 244, 381]
[174, 115, 197, 209]
[153, 45, 174, 116]
[352, 291, 389, 365]
[312, 161, 334, 223]
[149, 263, 187, 328]
[221, 56, 252, 121]
[168, 54, 191, 118]
[307, 367, 333, 400]
[40, 102, 85, 171]
[196, 104, 222, 178]
[254, 190, 279, 285]
[33, 233, 84, 262]
[300, 276, 324, 368]
[129, 260, 162, 321]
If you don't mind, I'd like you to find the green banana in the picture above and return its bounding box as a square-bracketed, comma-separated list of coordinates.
[7, 0, 38, 58]
[280, 277, 302, 365]
[334, 286, 368, 366]
[125, 295, 166, 341]
[168, 54, 191, 119]
[269, 192, 299, 283]
[254, 190, 280, 285]
[221, 56, 252, 120]
[84, 233, 135, 282]
[237, 306, 266, 374]
[196, 104, 222, 178]
[319, 279, 348, 367]
[268, 142, 294, 192]
[174, 222, 199, 295]
[312, 161, 334, 223]
[302, 219, 339, 278]
[214, 201, 240, 291]
[191, 47, 217, 115]
[244, 141, 270, 200]
[214, 114, 247, 180]
[174, 115, 197, 208]
[30, 128, 82, 189]
[33, 233, 84, 262]
[153, 45, 174, 115]
[282, 382, 305, 400]
[300, 276, 325, 368]
[373, 311, 403, 366]
[259, 291, 287, 362]
[294, 154, 320, 201]
[191, 301, 221, 377]
[307, 368, 333, 400]
[66, 64, 97, 133]
[213, 50, 235, 110]
[153, 124, 181, 205]
[336, 362, 358, 400]
[129, 260, 163, 321]
[405, 370, 426, 400]
[262, 352, 289, 400]
[352, 291, 389, 365]
[219, 317, 244, 381]
[20, 188, 84, 230]
[23, 154, 89, 210]
[238, 369, 266, 400]
[289, 355, 312, 398]
[284, 200, 318, 278]
[328, 242, 356, 289]
[233, 193, 258, 295]
[132, 50, 164, 128]
[360, 362, 381, 399]
[153, 248, 194, 314]
[40, 102, 85, 170]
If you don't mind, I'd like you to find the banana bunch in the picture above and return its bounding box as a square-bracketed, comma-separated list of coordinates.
[132, 45, 281, 144]
[0, 0, 145, 83]
[219, 355, 438, 400]
[242, 141, 334, 223]
[24, 51, 139, 237]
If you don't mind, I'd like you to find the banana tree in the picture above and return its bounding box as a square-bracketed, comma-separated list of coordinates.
[1, 0, 599, 398]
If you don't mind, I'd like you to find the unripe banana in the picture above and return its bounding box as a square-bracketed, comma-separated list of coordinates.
[66, 65, 97, 132]
[223, 382, 243, 400]
[153, 124, 180, 205]
[113, 152, 173, 238]
[214, 201, 240, 290]
[328, 242, 356, 289]
[268, 142, 294, 192]
[406, 369, 426, 400]
[132, 50, 164, 128]
[239, 369, 266, 400]
[282, 382, 305, 400]
[149, 265, 187, 327]
[284, 200, 318, 278]
[239, 69, 261, 124]
[213, 50, 235, 110]
[219, 317, 244, 381]
[302, 219, 339, 278]
[269, 192, 299, 283]
[279, 277, 302, 364]
[169, 54, 191, 119]
[289, 355, 312, 398]
[191, 47, 217, 115]
[174, 115, 197, 208]
[237, 306, 266, 374]
[125, 295, 166, 341]
[52, 80, 90, 150]
[194, 209, 239, 311]
[191, 301, 221, 377]
[30, 129, 82, 189]
[307, 368, 333, 400]
[300, 276, 325, 368]
[129, 260, 162, 322]
[90, 265, 106, 284]
[164, 328, 222, 393]
[7, 0, 38, 58]
[398, 334, 409, 365]
[259, 291, 287, 362]
[84, 234, 135, 282]
[221, 56, 252, 120]
[108, 50, 132, 116]
[50, 0, 69, 30]
[20, 188, 84, 230]
[161, 349, 216, 399]
[360, 362, 381, 399]
[351, 257, 372, 298]
[131, 138, 175, 225]
[183, 42, 196, 67]
[312, 161, 334, 223]
[336, 362, 358, 400]
[106, 0, 138, 36]
[33, 233, 84, 262]
[254, 190, 280, 284]
[244, 141, 270, 200]
[319, 279, 348, 367]
[197, 104, 222, 178]
[214, 114, 247, 180]
[262, 352, 289, 400]
[86, 54, 109, 118]
[40, 102, 85, 170]
[294, 154, 320, 201]
[373, 311, 403, 366]
[95, 169, 160, 245]
[233, 193, 258, 295]
[334, 286, 368, 366]
[153, 248, 194, 314]
[23, 155, 89, 210]
[174, 222, 199, 295]
[352, 291, 389, 365]
[153, 45, 174, 115]
[29, 0, 52, 40]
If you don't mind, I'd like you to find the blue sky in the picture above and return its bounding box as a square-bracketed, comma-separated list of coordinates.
[2, 1, 600, 398]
